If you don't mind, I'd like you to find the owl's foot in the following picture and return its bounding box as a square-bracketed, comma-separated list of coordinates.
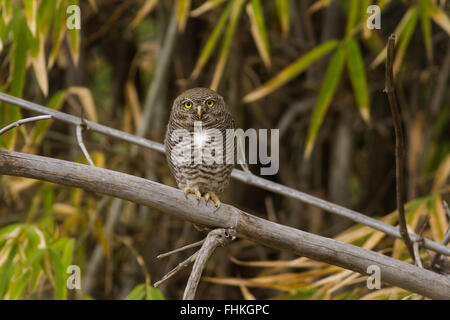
[204, 192, 221, 208]
[184, 187, 202, 201]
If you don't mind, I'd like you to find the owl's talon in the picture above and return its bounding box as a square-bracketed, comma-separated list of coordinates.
[210, 193, 221, 208]
[204, 193, 211, 202]
[184, 188, 202, 201]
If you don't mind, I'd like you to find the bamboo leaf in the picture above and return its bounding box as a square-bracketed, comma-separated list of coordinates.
[305, 47, 346, 158]
[48, 0, 65, 69]
[2, 0, 13, 24]
[24, 0, 37, 36]
[393, 7, 419, 74]
[129, 0, 159, 30]
[5, 14, 27, 148]
[31, 36, 49, 96]
[11, 16, 28, 97]
[62, 238, 75, 270]
[0, 244, 18, 299]
[371, 6, 418, 69]
[9, 270, 32, 299]
[247, 0, 271, 68]
[125, 284, 146, 300]
[145, 284, 164, 300]
[49, 248, 66, 300]
[176, 0, 191, 32]
[346, 38, 370, 123]
[190, 0, 233, 80]
[190, 0, 225, 17]
[67, 0, 80, 65]
[419, 0, 432, 62]
[210, 0, 245, 91]
[242, 40, 339, 103]
[429, 3, 450, 36]
[346, 0, 359, 36]
[275, 0, 290, 37]
[37, 0, 56, 36]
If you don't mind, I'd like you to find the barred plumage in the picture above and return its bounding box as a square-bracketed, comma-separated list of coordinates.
[164, 88, 235, 207]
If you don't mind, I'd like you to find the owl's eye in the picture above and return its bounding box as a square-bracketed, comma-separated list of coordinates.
[206, 99, 214, 107]
[184, 101, 192, 109]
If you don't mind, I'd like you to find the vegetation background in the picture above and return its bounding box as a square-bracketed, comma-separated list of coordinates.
[0, 0, 449, 300]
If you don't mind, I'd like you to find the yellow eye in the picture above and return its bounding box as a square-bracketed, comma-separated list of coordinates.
[206, 100, 214, 107]
[184, 101, 192, 109]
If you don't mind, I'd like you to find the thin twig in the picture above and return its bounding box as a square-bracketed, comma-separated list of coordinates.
[183, 228, 236, 300]
[413, 216, 429, 269]
[76, 125, 95, 166]
[154, 252, 198, 288]
[0, 115, 52, 136]
[157, 240, 205, 259]
[1, 91, 449, 258]
[431, 200, 450, 269]
[385, 34, 415, 262]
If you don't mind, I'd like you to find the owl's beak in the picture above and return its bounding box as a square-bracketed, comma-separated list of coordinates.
[197, 106, 202, 120]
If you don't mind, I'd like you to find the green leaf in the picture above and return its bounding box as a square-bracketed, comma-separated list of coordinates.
[429, 3, 450, 36]
[210, 0, 245, 90]
[146, 284, 164, 300]
[275, 0, 290, 37]
[48, 0, 65, 68]
[49, 248, 66, 300]
[394, 6, 419, 74]
[0, 244, 18, 299]
[62, 238, 75, 270]
[24, 0, 37, 36]
[190, 0, 233, 79]
[125, 284, 146, 300]
[10, 15, 28, 97]
[37, 0, 56, 36]
[247, 0, 271, 68]
[371, 6, 418, 69]
[9, 270, 32, 299]
[346, 0, 359, 36]
[346, 38, 370, 123]
[242, 39, 339, 103]
[67, 0, 80, 65]
[419, 0, 432, 61]
[176, 0, 191, 32]
[305, 46, 346, 158]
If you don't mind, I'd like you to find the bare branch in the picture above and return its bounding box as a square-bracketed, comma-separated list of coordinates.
[384, 34, 415, 262]
[183, 228, 236, 300]
[157, 240, 205, 259]
[0, 115, 52, 136]
[1, 149, 450, 299]
[154, 252, 197, 288]
[76, 125, 95, 166]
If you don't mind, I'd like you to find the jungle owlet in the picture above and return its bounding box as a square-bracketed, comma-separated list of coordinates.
[165, 88, 235, 207]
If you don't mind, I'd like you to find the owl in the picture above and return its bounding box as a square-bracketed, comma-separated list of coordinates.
[165, 88, 235, 207]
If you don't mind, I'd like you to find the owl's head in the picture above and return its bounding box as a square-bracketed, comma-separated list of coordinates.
[171, 88, 227, 124]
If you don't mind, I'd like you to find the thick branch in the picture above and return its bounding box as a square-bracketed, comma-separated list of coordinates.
[0, 149, 449, 299]
[0, 91, 448, 257]
[385, 34, 415, 262]
[183, 228, 235, 300]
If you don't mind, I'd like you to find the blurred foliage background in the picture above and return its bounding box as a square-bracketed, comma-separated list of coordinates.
[0, 0, 449, 300]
